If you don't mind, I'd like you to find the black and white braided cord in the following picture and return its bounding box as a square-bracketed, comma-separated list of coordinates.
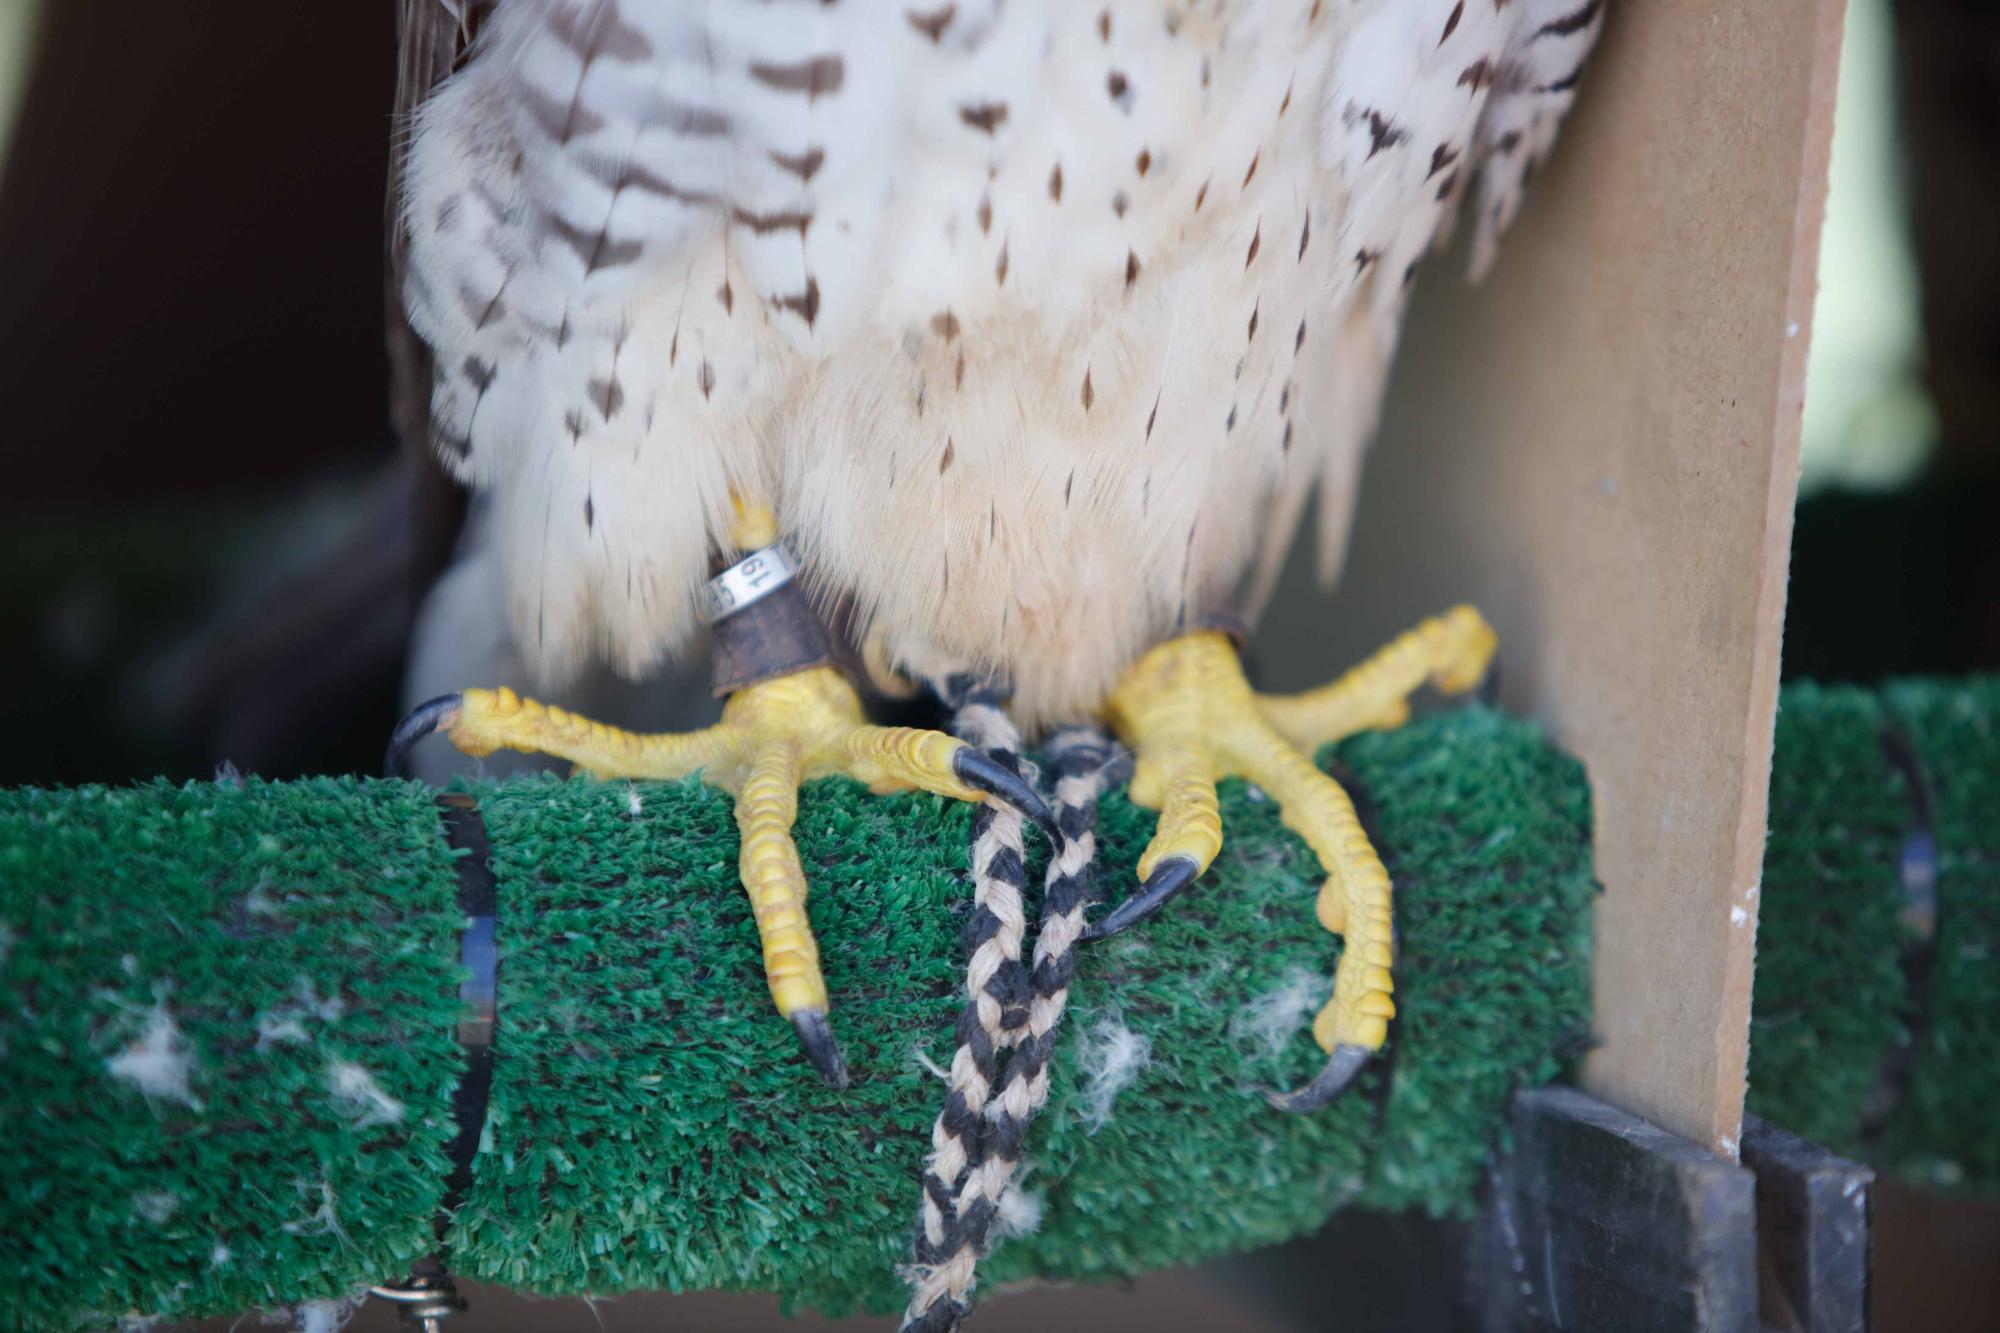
[902, 722, 1118, 1333]
[904, 693, 1031, 1332]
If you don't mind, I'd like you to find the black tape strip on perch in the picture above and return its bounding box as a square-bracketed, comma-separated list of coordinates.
[369, 795, 499, 1327]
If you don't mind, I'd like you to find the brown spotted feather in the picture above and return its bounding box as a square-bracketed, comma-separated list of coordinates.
[397, 0, 1603, 720]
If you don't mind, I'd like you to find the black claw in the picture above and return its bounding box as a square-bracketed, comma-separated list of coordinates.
[1476, 653, 1503, 707]
[953, 745, 1058, 841]
[385, 694, 464, 778]
[1082, 854, 1201, 942]
[791, 1009, 851, 1091]
[1264, 1043, 1373, 1114]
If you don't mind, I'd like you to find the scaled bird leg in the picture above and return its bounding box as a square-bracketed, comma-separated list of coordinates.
[1093, 607, 1496, 1113]
[386, 510, 1052, 1089]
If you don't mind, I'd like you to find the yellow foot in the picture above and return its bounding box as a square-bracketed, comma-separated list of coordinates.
[1094, 606, 1496, 1113]
[386, 666, 1049, 1089]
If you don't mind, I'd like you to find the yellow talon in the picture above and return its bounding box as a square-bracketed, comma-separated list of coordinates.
[1103, 609, 1498, 1099]
[399, 662, 1046, 1088]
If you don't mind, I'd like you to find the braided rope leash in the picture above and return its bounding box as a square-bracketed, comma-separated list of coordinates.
[903, 694, 1033, 1331]
[980, 727, 1116, 1196]
[902, 726, 1120, 1333]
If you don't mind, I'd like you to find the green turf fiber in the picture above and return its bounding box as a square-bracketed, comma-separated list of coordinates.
[3, 709, 1594, 1329]
[452, 709, 1597, 1314]
[1743, 684, 1911, 1153]
[1745, 679, 2000, 1193]
[0, 779, 465, 1332]
[1877, 680, 2000, 1189]
[12, 677, 2000, 1330]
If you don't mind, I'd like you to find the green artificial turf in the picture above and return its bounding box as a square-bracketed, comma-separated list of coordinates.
[2, 709, 1595, 1329]
[0, 779, 465, 1332]
[1745, 678, 2000, 1193]
[10, 677, 1999, 1331]
[1743, 683, 1912, 1153]
[452, 708, 1597, 1314]
[1876, 680, 2000, 1190]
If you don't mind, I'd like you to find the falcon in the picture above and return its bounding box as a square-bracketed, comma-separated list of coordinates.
[387, 0, 1601, 1126]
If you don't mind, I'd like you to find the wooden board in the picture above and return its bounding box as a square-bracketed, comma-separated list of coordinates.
[1258, 0, 1846, 1152]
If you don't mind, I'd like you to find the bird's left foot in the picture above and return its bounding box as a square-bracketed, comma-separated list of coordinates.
[1092, 607, 1497, 1112]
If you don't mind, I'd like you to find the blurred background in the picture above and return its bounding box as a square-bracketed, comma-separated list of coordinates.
[1, 1, 1995, 1329]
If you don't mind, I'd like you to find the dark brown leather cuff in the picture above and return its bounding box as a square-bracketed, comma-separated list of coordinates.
[710, 580, 836, 696]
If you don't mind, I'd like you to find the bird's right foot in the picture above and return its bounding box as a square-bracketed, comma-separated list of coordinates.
[387, 664, 1051, 1089]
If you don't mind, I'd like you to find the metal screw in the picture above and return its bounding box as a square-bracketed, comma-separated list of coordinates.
[368, 1272, 467, 1332]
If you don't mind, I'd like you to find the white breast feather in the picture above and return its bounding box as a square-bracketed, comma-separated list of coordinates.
[401, 0, 1604, 725]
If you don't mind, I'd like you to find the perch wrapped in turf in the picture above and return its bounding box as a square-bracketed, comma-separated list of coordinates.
[3, 709, 1599, 1330]
[1748, 678, 2000, 1192]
